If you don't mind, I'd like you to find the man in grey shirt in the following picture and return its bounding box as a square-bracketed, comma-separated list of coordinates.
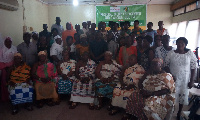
[17, 32, 37, 67]
[51, 17, 64, 36]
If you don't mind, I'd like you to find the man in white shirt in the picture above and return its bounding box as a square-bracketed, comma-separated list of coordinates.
[51, 17, 64, 36]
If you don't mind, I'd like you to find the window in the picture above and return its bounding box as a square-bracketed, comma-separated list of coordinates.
[185, 20, 199, 50]
[197, 1, 200, 9]
[186, 3, 197, 12]
[174, 7, 185, 16]
[169, 23, 178, 38]
[176, 21, 187, 38]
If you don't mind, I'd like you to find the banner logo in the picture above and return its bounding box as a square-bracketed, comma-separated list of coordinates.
[110, 7, 120, 12]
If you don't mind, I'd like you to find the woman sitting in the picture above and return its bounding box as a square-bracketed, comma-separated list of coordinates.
[7, 53, 33, 115]
[70, 52, 96, 109]
[125, 58, 175, 120]
[95, 51, 121, 110]
[32, 51, 58, 108]
[110, 55, 145, 116]
[57, 50, 76, 95]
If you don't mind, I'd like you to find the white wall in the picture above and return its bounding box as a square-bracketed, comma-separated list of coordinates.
[48, 5, 95, 30]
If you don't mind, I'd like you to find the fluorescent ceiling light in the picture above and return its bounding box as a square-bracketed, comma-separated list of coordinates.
[73, 0, 78, 6]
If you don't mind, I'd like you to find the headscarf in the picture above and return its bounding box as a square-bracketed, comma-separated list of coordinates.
[105, 51, 113, 56]
[32, 31, 38, 35]
[38, 51, 47, 56]
[5, 36, 12, 42]
[14, 53, 22, 58]
[54, 35, 61, 40]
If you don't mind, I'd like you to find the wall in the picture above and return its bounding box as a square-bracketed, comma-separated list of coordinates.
[147, 5, 172, 30]
[23, 0, 49, 34]
[172, 9, 200, 23]
[0, 0, 49, 46]
[48, 5, 95, 30]
[0, 0, 23, 46]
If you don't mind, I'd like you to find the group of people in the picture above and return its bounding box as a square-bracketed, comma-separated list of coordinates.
[0, 17, 198, 120]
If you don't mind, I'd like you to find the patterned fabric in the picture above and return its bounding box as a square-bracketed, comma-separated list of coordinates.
[118, 46, 137, 65]
[96, 61, 121, 99]
[111, 31, 120, 43]
[111, 64, 145, 109]
[57, 60, 76, 94]
[157, 28, 169, 36]
[70, 59, 96, 103]
[164, 50, 197, 105]
[140, 48, 153, 71]
[10, 63, 31, 83]
[126, 73, 175, 120]
[35, 62, 57, 83]
[35, 82, 58, 101]
[101, 31, 108, 42]
[9, 83, 33, 105]
[76, 44, 89, 56]
[155, 46, 175, 65]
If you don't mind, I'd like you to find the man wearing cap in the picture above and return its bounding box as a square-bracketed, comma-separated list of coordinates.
[51, 17, 64, 36]
[39, 24, 51, 45]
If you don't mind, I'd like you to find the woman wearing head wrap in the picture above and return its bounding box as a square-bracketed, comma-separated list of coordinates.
[70, 51, 96, 109]
[139, 35, 154, 71]
[164, 37, 197, 120]
[7, 53, 33, 115]
[50, 35, 63, 64]
[110, 55, 145, 116]
[125, 58, 175, 120]
[31, 51, 58, 108]
[95, 51, 121, 110]
[0, 37, 17, 102]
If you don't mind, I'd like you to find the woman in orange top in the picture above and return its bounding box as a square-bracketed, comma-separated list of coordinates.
[119, 36, 137, 65]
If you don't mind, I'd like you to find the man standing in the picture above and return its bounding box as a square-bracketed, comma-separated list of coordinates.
[51, 17, 64, 36]
[157, 21, 169, 36]
[17, 32, 37, 67]
[39, 24, 51, 43]
[132, 20, 143, 37]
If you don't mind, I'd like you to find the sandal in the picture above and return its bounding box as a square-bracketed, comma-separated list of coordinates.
[109, 109, 119, 116]
[95, 105, 102, 110]
[37, 100, 44, 108]
[69, 102, 77, 109]
[89, 103, 95, 110]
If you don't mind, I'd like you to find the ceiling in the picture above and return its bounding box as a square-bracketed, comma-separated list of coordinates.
[39, 0, 178, 5]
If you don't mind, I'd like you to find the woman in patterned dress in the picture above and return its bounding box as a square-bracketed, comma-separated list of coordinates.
[95, 51, 121, 110]
[7, 53, 33, 115]
[32, 51, 58, 108]
[69, 52, 96, 109]
[110, 55, 145, 116]
[126, 58, 175, 120]
[57, 50, 76, 96]
[164, 37, 197, 120]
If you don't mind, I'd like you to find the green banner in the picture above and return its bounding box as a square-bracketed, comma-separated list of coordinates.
[96, 5, 146, 27]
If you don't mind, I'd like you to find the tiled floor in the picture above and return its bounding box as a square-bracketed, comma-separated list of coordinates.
[0, 100, 191, 120]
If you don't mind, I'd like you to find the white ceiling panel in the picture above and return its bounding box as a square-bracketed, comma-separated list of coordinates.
[40, 0, 177, 5]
